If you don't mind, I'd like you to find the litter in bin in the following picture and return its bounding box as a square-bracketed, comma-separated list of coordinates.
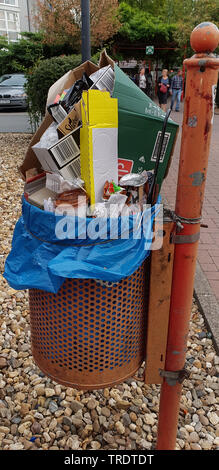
[4, 50, 179, 293]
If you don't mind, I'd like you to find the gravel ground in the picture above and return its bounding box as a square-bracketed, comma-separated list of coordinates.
[0, 133, 219, 451]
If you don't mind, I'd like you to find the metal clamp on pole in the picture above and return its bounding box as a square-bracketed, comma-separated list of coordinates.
[170, 231, 200, 244]
[159, 368, 190, 386]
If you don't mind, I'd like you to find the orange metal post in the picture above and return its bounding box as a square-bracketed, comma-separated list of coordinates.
[156, 22, 219, 450]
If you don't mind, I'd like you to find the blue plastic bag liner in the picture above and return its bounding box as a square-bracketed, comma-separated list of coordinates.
[4, 195, 161, 294]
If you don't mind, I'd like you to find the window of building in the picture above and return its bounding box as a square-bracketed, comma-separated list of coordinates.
[0, 30, 7, 37]
[0, 8, 20, 41]
[8, 30, 18, 40]
[0, 11, 6, 30]
[7, 11, 18, 30]
[0, 1, 17, 6]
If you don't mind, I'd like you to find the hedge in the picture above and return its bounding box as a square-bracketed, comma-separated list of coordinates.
[0, 36, 43, 76]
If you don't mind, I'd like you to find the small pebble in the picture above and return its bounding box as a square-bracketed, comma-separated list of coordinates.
[0, 357, 7, 368]
[49, 401, 59, 414]
[90, 441, 101, 450]
[87, 399, 98, 410]
[115, 421, 125, 435]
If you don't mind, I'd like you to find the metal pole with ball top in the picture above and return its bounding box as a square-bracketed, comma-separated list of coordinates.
[156, 22, 219, 450]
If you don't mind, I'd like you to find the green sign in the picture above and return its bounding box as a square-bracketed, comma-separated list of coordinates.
[146, 46, 154, 55]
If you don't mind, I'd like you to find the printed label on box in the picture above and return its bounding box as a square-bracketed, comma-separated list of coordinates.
[118, 158, 134, 178]
[50, 127, 81, 169]
[49, 104, 67, 124]
[151, 131, 170, 163]
[59, 156, 81, 181]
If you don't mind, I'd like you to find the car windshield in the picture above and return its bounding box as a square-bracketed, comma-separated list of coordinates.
[0, 75, 26, 86]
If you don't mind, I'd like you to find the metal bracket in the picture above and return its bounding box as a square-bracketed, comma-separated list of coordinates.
[170, 232, 200, 244]
[159, 368, 190, 386]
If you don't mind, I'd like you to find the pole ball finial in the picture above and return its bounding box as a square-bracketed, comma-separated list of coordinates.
[190, 22, 219, 53]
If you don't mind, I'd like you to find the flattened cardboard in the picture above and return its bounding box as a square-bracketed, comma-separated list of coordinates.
[80, 90, 118, 205]
[92, 127, 118, 203]
[20, 113, 53, 179]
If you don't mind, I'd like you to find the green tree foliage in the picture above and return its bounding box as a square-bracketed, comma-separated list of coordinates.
[118, 2, 176, 42]
[163, 0, 219, 50]
[120, 0, 166, 14]
[0, 34, 44, 76]
[119, 0, 219, 50]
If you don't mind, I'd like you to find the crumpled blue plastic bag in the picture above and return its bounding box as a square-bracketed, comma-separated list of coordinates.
[4, 195, 161, 293]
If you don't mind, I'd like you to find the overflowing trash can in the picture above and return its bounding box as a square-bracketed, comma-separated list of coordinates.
[4, 51, 178, 390]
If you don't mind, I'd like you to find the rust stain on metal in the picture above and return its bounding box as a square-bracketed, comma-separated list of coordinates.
[185, 96, 190, 124]
[204, 120, 211, 136]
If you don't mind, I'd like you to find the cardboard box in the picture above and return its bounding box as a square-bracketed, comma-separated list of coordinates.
[112, 64, 179, 186]
[57, 65, 114, 137]
[32, 126, 81, 180]
[80, 90, 118, 205]
[47, 102, 68, 124]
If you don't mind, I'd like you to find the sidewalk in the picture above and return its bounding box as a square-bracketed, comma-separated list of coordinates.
[161, 97, 219, 352]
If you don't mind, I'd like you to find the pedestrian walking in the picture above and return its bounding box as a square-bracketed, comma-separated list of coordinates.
[138, 67, 147, 94]
[157, 69, 170, 112]
[170, 69, 183, 112]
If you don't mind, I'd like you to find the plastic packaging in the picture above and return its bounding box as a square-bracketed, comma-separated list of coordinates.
[44, 197, 55, 213]
[37, 122, 59, 149]
[61, 73, 93, 114]
[46, 173, 84, 194]
[119, 172, 148, 187]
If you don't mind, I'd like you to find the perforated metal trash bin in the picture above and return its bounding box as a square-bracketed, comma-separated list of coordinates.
[29, 261, 148, 390]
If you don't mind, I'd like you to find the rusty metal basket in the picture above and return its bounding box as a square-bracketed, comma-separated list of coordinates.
[29, 261, 148, 390]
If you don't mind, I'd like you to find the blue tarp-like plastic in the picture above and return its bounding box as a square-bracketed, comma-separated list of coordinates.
[3, 196, 161, 293]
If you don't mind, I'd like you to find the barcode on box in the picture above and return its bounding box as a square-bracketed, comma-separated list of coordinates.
[151, 131, 170, 163]
[60, 157, 81, 180]
[51, 133, 80, 168]
[50, 104, 67, 124]
[91, 66, 115, 95]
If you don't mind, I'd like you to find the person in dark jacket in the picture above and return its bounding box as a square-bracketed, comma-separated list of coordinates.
[169, 69, 183, 112]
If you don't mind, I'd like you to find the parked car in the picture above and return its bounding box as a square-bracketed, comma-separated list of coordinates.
[0, 73, 28, 110]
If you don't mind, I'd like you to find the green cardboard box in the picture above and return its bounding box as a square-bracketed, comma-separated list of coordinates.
[112, 64, 178, 187]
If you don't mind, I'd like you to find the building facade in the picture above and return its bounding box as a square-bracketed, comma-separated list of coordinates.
[0, 0, 37, 42]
